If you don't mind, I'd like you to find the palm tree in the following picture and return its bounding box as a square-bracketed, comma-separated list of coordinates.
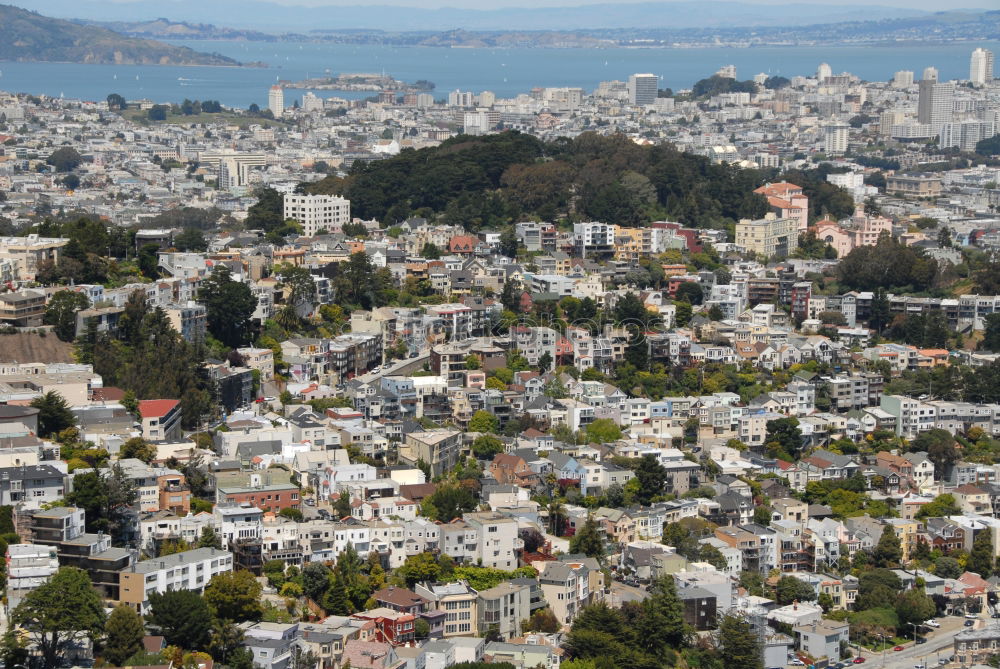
[547, 500, 566, 537]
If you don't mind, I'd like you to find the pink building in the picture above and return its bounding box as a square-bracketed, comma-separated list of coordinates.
[812, 205, 893, 258]
[755, 182, 810, 232]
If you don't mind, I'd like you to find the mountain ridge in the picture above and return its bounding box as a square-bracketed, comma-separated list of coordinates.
[0, 4, 245, 66]
[5, 0, 931, 32]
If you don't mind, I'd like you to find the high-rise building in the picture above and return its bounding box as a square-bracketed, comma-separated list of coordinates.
[627, 73, 658, 106]
[892, 70, 914, 88]
[301, 92, 324, 113]
[824, 124, 849, 155]
[735, 213, 799, 259]
[917, 68, 954, 134]
[940, 121, 996, 151]
[970, 48, 995, 86]
[716, 65, 737, 79]
[283, 193, 352, 236]
[817, 63, 832, 82]
[268, 86, 284, 116]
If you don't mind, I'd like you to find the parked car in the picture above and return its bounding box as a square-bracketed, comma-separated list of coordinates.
[924, 620, 940, 628]
[894, 646, 904, 651]
[915, 637, 927, 644]
[965, 620, 975, 627]
[852, 658, 866, 664]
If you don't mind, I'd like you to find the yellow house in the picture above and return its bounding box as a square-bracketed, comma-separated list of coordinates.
[883, 518, 919, 562]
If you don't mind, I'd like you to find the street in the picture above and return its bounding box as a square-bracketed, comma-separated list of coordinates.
[608, 580, 649, 605]
[845, 616, 965, 669]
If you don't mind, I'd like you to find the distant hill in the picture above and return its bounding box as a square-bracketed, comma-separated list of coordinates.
[4, 0, 929, 32]
[0, 4, 243, 66]
[75, 17, 277, 42]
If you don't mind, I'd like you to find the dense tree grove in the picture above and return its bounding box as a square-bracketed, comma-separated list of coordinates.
[76, 290, 215, 428]
[835, 234, 938, 292]
[305, 132, 774, 229]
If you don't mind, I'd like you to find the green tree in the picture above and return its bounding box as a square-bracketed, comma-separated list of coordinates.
[637, 574, 687, 653]
[199, 265, 257, 348]
[137, 243, 160, 279]
[468, 410, 499, 434]
[106, 93, 127, 110]
[934, 556, 962, 579]
[421, 242, 442, 260]
[302, 562, 331, 602]
[147, 590, 212, 649]
[119, 437, 156, 464]
[174, 227, 208, 252]
[764, 417, 803, 460]
[968, 528, 995, 578]
[499, 226, 519, 259]
[471, 434, 504, 459]
[279, 507, 304, 522]
[203, 570, 264, 623]
[30, 391, 75, 438]
[912, 428, 959, 479]
[895, 588, 936, 628]
[196, 526, 222, 549]
[245, 187, 284, 233]
[11, 567, 106, 669]
[334, 493, 352, 519]
[46, 147, 83, 172]
[208, 619, 250, 668]
[396, 552, 444, 588]
[982, 313, 1000, 353]
[633, 453, 667, 505]
[870, 287, 891, 333]
[569, 516, 604, 561]
[716, 613, 762, 669]
[915, 493, 960, 520]
[323, 573, 352, 614]
[0, 628, 30, 669]
[775, 576, 817, 605]
[103, 604, 146, 666]
[873, 528, 902, 568]
[43, 290, 89, 341]
[585, 418, 622, 444]
[674, 282, 703, 305]
[525, 608, 560, 633]
[421, 485, 475, 522]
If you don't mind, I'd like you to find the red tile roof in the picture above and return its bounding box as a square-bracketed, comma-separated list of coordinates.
[138, 399, 180, 419]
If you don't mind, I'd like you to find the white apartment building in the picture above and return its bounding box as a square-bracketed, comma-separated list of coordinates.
[463, 512, 521, 570]
[970, 48, 995, 86]
[880, 395, 938, 440]
[283, 193, 352, 236]
[6, 543, 59, 609]
[823, 124, 849, 155]
[917, 69, 954, 134]
[268, 86, 285, 116]
[119, 547, 233, 613]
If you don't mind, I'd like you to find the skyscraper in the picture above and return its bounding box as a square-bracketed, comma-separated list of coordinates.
[892, 70, 914, 88]
[268, 86, 284, 116]
[970, 48, 995, 86]
[627, 74, 658, 106]
[824, 124, 849, 155]
[817, 63, 832, 82]
[917, 68, 953, 134]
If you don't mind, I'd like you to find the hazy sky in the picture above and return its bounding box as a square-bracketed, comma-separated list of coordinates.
[35, 0, 1000, 9]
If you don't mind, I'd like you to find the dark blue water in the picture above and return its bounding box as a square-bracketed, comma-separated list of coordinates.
[0, 40, 996, 109]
